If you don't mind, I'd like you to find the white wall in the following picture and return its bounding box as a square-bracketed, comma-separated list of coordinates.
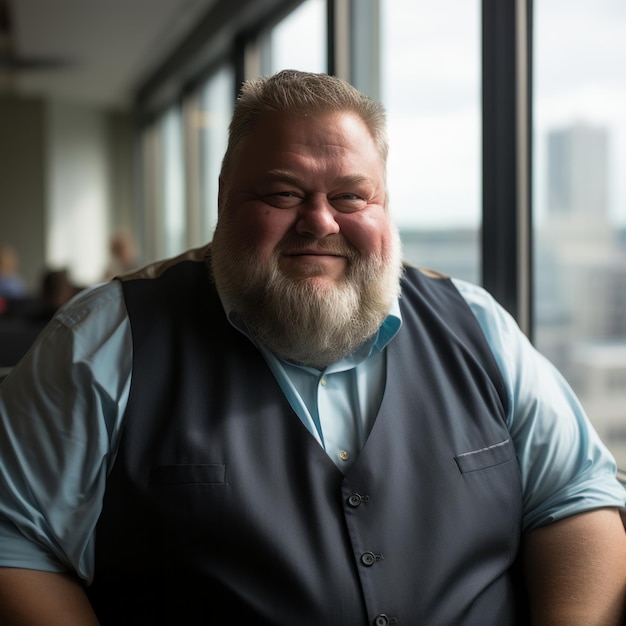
[46, 103, 112, 286]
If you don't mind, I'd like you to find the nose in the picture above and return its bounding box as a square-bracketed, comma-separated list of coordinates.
[295, 194, 340, 238]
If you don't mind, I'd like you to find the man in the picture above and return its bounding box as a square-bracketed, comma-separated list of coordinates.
[0, 70, 625, 625]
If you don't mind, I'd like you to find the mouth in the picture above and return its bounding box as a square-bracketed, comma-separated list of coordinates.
[278, 248, 349, 280]
[281, 242, 351, 258]
[283, 250, 344, 258]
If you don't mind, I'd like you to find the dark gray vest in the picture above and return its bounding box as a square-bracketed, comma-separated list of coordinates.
[87, 254, 527, 625]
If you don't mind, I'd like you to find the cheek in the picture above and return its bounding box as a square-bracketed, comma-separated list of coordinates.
[339, 213, 390, 256]
[233, 207, 295, 252]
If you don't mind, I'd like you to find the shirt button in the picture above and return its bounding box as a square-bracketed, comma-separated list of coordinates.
[338, 449, 350, 462]
[320, 376, 327, 386]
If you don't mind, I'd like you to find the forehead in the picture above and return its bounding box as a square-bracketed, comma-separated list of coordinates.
[237, 110, 383, 173]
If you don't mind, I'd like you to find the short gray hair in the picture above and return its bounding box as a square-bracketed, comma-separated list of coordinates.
[220, 69, 388, 180]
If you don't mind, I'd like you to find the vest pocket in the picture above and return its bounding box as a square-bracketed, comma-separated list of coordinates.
[151, 463, 227, 485]
[454, 439, 514, 474]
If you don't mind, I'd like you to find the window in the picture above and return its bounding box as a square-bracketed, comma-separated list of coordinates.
[185, 65, 234, 245]
[198, 67, 233, 241]
[161, 108, 186, 258]
[534, 0, 626, 467]
[257, 0, 326, 75]
[379, 0, 481, 283]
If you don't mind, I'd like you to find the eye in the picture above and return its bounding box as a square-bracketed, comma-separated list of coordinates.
[331, 193, 367, 213]
[263, 190, 303, 209]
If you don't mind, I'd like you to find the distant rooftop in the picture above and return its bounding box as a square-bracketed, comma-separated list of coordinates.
[572, 339, 626, 367]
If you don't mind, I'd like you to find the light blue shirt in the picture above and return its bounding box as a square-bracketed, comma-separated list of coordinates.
[234, 304, 401, 471]
[0, 277, 624, 584]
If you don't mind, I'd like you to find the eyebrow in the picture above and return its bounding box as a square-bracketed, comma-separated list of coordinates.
[265, 170, 373, 187]
[264, 170, 301, 185]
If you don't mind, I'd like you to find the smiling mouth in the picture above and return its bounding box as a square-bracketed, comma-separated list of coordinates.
[282, 253, 348, 269]
[284, 251, 343, 258]
[279, 251, 349, 277]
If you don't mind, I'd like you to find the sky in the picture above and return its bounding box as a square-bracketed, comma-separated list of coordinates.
[380, 0, 626, 229]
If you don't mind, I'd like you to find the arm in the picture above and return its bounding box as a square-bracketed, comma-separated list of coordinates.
[0, 568, 100, 625]
[522, 507, 626, 625]
[0, 281, 131, 585]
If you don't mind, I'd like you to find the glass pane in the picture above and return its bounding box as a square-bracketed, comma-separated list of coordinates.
[534, 0, 626, 468]
[262, 0, 326, 74]
[162, 108, 186, 257]
[379, 0, 481, 283]
[140, 123, 161, 263]
[199, 65, 233, 241]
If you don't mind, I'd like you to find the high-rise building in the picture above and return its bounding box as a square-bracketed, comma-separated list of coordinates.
[547, 122, 608, 217]
[538, 121, 626, 468]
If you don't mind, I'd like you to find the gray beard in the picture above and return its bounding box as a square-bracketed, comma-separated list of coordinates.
[211, 226, 403, 369]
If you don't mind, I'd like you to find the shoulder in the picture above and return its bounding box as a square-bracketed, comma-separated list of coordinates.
[451, 278, 512, 322]
[401, 267, 523, 351]
[118, 245, 214, 307]
[118, 244, 211, 284]
[54, 279, 126, 334]
[450, 277, 527, 360]
[29, 280, 131, 371]
[401, 265, 501, 317]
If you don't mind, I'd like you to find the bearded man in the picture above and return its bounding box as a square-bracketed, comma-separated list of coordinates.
[0, 70, 625, 626]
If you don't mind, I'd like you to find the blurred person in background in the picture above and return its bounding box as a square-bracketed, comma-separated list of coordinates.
[37, 268, 83, 320]
[103, 230, 140, 280]
[0, 243, 27, 300]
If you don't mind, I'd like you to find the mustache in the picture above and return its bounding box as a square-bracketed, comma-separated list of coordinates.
[276, 236, 359, 260]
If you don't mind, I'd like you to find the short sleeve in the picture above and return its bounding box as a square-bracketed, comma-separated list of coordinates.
[452, 278, 626, 533]
[0, 280, 131, 583]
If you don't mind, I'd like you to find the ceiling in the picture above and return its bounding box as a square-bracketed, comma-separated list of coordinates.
[1, 0, 216, 110]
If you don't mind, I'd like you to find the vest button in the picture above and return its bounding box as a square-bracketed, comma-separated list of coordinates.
[347, 493, 362, 507]
[373, 615, 390, 626]
[361, 551, 376, 566]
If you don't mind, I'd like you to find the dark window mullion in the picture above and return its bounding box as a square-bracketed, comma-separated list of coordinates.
[482, 0, 532, 334]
